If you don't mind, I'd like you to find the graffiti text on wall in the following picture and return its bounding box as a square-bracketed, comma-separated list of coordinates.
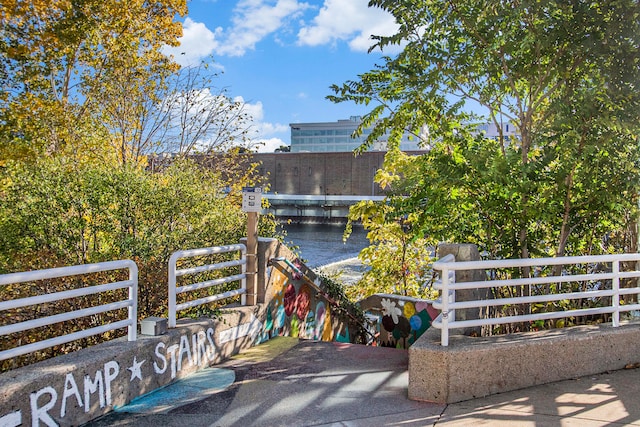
[0, 327, 219, 427]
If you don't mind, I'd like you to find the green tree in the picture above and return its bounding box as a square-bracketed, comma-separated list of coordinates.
[331, 0, 640, 265]
[0, 156, 278, 368]
[0, 0, 281, 368]
[0, 0, 186, 162]
[344, 199, 435, 301]
[0, 157, 276, 310]
[151, 64, 256, 158]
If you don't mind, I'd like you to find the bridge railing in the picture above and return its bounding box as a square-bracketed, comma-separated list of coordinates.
[168, 244, 247, 328]
[432, 253, 640, 346]
[262, 194, 386, 205]
[0, 260, 138, 361]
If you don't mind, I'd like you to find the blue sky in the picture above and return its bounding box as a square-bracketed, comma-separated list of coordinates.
[162, 0, 402, 152]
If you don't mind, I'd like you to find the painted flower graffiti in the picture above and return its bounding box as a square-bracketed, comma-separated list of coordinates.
[284, 283, 296, 317]
[381, 298, 402, 323]
[374, 298, 436, 348]
[295, 284, 311, 320]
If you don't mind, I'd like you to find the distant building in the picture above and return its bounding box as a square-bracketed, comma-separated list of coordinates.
[473, 121, 519, 141]
[289, 116, 424, 153]
[289, 116, 518, 153]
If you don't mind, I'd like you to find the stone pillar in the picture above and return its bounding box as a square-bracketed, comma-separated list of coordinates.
[437, 243, 489, 336]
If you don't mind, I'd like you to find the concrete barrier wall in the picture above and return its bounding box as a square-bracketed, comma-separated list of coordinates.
[409, 321, 640, 404]
[249, 152, 387, 196]
[0, 238, 359, 426]
[0, 306, 264, 427]
[408, 243, 640, 404]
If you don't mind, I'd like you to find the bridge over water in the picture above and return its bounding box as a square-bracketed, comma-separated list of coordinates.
[263, 194, 385, 221]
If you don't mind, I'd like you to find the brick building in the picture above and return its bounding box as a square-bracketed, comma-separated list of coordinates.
[250, 151, 387, 196]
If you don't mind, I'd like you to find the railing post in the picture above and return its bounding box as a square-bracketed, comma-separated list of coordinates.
[437, 244, 486, 336]
[128, 262, 138, 341]
[613, 260, 620, 327]
[449, 269, 456, 329]
[441, 264, 450, 347]
[168, 253, 178, 328]
[240, 245, 247, 306]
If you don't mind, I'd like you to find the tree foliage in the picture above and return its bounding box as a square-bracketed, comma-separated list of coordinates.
[0, 0, 186, 162]
[0, 157, 277, 369]
[152, 64, 257, 157]
[344, 201, 436, 301]
[332, 0, 640, 266]
[0, 0, 273, 279]
[0, 157, 257, 281]
[0, 0, 279, 367]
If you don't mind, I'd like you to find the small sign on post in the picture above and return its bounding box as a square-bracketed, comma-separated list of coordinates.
[242, 187, 262, 213]
[242, 187, 261, 305]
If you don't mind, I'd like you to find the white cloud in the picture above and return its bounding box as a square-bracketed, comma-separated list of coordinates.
[256, 137, 288, 152]
[296, 0, 399, 52]
[235, 97, 290, 151]
[260, 121, 290, 135]
[168, 1, 398, 64]
[237, 96, 265, 121]
[163, 18, 222, 67]
[217, 0, 312, 57]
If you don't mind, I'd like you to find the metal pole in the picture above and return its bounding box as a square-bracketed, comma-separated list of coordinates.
[613, 260, 620, 327]
[246, 211, 258, 305]
[441, 265, 450, 347]
[128, 262, 138, 341]
[168, 253, 178, 328]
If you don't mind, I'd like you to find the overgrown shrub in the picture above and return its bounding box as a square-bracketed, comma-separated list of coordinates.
[0, 157, 277, 370]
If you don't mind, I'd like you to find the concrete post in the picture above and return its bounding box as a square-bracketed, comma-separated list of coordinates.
[437, 243, 489, 336]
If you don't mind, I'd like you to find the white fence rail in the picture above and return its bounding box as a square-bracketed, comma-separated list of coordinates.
[432, 253, 640, 346]
[168, 244, 247, 328]
[0, 260, 138, 361]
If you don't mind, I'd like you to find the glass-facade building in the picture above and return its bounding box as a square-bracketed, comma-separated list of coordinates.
[473, 121, 518, 141]
[289, 116, 518, 153]
[289, 116, 422, 153]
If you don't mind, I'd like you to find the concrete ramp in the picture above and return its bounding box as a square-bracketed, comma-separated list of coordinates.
[91, 337, 445, 426]
[89, 335, 640, 426]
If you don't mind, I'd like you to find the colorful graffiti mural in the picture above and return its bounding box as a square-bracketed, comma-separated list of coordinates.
[263, 259, 438, 349]
[0, 324, 241, 427]
[262, 263, 339, 342]
[362, 296, 439, 349]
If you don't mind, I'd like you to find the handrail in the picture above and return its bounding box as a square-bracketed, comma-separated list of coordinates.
[431, 253, 640, 346]
[168, 244, 247, 328]
[0, 260, 138, 361]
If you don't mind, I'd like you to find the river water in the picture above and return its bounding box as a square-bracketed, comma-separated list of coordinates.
[278, 222, 369, 267]
[278, 222, 370, 283]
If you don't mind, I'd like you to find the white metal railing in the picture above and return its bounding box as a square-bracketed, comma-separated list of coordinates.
[0, 260, 138, 361]
[431, 253, 640, 346]
[168, 244, 247, 328]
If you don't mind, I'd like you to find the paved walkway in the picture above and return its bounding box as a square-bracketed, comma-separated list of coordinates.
[90, 337, 640, 427]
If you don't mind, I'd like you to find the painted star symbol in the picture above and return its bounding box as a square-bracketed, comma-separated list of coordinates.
[127, 356, 145, 382]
